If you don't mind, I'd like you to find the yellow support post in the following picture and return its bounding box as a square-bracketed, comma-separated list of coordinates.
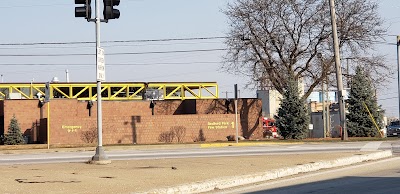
[362, 102, 383, 138]
[47, 101, 50, 149]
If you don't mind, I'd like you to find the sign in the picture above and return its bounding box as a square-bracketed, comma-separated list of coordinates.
[62, 125, 82, 133]
[96, 47, 105, 81]
[207, 122, 234, 129]
[44, 82, 50, 102]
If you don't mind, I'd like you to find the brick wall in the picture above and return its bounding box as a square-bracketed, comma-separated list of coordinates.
[195, 99, 263, 139]
[1, 98, 263, 145]
[133, 114, 238, 144]
[3, 100, 42, 141]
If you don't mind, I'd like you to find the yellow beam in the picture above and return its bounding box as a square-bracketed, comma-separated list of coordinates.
[0, 82, 218, 100]
[11, 86, 29, 99]
[73, 86, 89, 98]
[52, 86, 70, 99]
[110, 86, 127, 99]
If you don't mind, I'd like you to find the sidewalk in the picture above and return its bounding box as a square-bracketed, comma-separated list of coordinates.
[0, 148, 392, 194]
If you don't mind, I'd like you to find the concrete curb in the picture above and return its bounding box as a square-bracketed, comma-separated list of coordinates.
[138, 150, 392, 194]
[200, 142, 304, 148]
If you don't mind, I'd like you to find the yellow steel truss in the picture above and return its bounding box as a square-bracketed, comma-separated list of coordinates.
[0, 82, 218, 101]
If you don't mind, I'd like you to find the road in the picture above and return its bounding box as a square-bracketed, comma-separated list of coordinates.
[0, 140, 397, 165]
[216, 157, 400, 194]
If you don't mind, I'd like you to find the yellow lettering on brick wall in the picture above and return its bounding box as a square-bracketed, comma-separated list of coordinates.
[62, 125, 82, 133]
[207, 121, 233, 130]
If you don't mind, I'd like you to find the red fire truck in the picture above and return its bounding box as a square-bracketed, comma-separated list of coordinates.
[262, 117, 279, 138]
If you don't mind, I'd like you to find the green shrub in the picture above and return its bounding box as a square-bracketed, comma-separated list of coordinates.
[4, 115, 24, 145]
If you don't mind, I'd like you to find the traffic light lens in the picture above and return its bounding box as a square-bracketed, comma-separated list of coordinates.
[75, 0, 86, 4]
[103, 6, 120, 20]
[103, 0, 120, 20]
[75, 0, 92, 19]
[113, 9, 120, 19]
[75, 7, 87, 17]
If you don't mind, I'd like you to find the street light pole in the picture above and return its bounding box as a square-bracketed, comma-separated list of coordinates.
[234, 84, 239, 144]
[91, 0, 109, 163]
[318, 53, 326, 138]
[397, 36, 400, 119]
[328, 0, 347, 140]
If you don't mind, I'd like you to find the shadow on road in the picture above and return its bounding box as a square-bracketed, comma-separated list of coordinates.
[247, 176, 400, 194]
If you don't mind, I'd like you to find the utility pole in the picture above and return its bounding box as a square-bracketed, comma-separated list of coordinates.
[234, 84, 239, 144]
[326, 77, 331, 137]
[224, 91, 232, 99]
[346, 58, 350, 88]
[322, 79, 326, 138]
[397, 36, 400, 119]
[328, 0, 347, 140]
[319, 53, 326, 138]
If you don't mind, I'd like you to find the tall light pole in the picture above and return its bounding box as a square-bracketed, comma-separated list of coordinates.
[397, 36, 400, 119]
[328, 0, 347, 140]
[318, 53, 326, 138]
[234, 84, 239, 144]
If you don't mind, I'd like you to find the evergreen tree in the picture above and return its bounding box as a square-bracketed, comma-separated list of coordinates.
[274, 78, 309, 139]
[347, 66, 384, 137]
[4, 115, 24, 145]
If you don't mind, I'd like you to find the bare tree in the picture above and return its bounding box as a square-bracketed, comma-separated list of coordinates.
[171, 126, 186, 143]
[224, 0, 388, 99]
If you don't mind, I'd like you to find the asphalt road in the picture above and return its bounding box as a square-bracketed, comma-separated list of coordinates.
[218, 157, 400, 194]
[0, 141, 396, 165]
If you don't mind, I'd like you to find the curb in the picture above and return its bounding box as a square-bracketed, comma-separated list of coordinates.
[200, 142, 304, 148]
[138, 150, 392, 194]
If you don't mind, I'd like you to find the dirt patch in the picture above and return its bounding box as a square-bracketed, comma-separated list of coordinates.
[0, 152, 368, 194]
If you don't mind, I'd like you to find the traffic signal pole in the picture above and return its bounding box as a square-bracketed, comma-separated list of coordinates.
[74, 0, 120, 163]
[75, 0, 120, 163]
[91, 0, 109, 163]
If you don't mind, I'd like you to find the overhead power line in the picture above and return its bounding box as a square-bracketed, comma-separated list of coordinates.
[0, 61, 221, 66]
[0, 48, 227, 57]
[0, 41, 224, 50]
[0, 36, 396, 48]
[0, 37, 227, 46]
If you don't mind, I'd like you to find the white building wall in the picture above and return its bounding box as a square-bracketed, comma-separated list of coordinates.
[257, 90, 282, 118]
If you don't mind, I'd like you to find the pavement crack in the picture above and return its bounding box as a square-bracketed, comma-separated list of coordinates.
[15, 178, 81, 184]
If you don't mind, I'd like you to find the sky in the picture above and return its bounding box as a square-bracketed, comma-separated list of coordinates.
[0, 0, 399, 117]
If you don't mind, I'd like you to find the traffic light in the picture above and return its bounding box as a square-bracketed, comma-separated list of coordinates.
[103, 0, 120, 20]
[75, 0, 91, 20]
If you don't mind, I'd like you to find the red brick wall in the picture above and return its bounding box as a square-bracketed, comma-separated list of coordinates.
[195, 99, 263, 139]
[3, 100, 42, 139]
[133, 114, 238, 144]
[1, 98, 263, 145]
